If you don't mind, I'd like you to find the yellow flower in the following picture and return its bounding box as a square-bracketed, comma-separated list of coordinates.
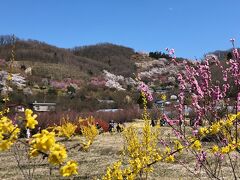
[60, 160, 78, 177]
[80, 118, 98, 151]
[228, 144, 236, 152]
[211, 145, 219, 153]
[161, 94, 167, 101]
[164, 146, 171, 155]
[0, 140, 13, 151]
[210, 122, 221, 134]
[110, 161, 123, 180]
[25, 109, 38, 129]
[221, 146, 230, 154]
[30, 130, 56, 153]
[198, 127, 209, 136]
[228, 114, 237, 122]
[7, 74, 12, 81]
[237, 142, 240, 150]
[103, 93, 164, 179]
[29, 148, 39, 157]
[81, 140, 91, 151]
[174, 140, 184, 152]
[103, 167, 112, 180]
[237, 112, 240, 119]
[165, 155, 175, 162]
[0, 116, 20, 151]
[130, 158, 142, 172]
[154, 153, 162, 161]
[55, 122, 77, 139]
[225, 119, 233, 128]
[48, 143, 67, 165]
[191, 140, 202, 151]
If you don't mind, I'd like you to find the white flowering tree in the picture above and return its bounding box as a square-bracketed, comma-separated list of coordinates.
[103, 70, 126, 91]
[0, 71, 26, 95]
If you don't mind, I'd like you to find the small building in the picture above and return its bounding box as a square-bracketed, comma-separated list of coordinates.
[31, 101, 56, 112]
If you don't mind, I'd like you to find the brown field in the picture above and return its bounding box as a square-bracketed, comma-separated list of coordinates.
[0, 120, 239, 180]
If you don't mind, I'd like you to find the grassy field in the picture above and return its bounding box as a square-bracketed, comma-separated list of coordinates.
[0, 121, 239, 180]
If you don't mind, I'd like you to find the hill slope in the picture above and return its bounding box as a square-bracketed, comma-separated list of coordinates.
[0, 36, 189, 111]
[0, 39, 136, 77]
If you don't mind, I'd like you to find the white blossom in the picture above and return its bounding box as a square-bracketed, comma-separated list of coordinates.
[0, 71, 26, 93]
[103, 70, 125, 91]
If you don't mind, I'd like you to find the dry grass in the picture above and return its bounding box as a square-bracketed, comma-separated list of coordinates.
[20, 60, 88, 80]
[0, 121, 239, 179]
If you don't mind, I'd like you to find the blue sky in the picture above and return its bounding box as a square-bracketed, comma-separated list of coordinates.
[1, 0, 240, 59]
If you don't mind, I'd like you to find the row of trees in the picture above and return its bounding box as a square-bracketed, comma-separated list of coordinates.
[149, 51, 171, 60]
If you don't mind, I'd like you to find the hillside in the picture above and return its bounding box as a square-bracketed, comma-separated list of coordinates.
[0, 36, 188, 112]
[72, 43, 136, 76]
[0, 39, 136, 77]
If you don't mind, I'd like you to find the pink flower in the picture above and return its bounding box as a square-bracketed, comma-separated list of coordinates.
[233, 49, 239, 59]
[165, 47, 175, 57]
[138, 82, 153, 102]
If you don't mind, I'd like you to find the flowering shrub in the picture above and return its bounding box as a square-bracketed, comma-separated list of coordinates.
[102, 92, 176, 179]
[0, 108, 100, 178]
[103, 70, 125, 91]
[138, 82, 153, 101]
[0, 70, 26, 95]
[0, 115, 20, 151]
[60, 160, 78, 177]
[89, 76, 107, 87]
[102, 40, 240, 179]
[161, 39, 240, 179]
[54, 117, 77, 139]
[25, 109, 38, 129]
[78, 116, 99, 151]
